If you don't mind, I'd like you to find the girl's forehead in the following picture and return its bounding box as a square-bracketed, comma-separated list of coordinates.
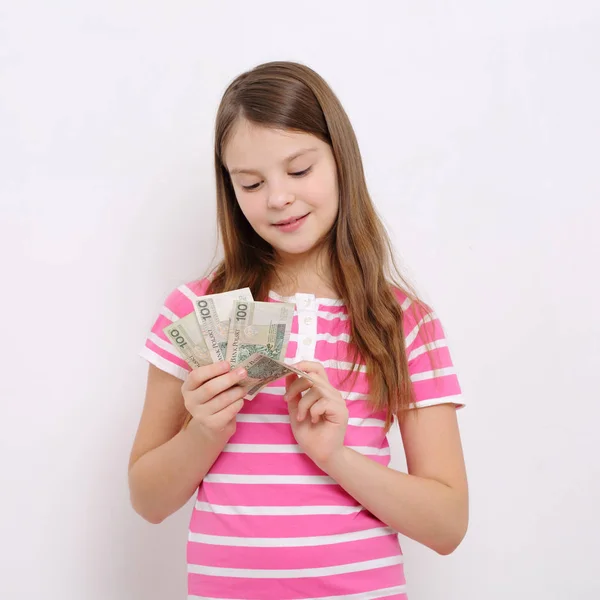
[224, 121, 320, 171]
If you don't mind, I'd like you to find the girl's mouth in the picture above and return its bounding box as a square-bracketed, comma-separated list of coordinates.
[272, 213, 310, 232]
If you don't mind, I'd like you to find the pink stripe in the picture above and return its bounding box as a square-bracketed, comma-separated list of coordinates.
[285, 340, 298, 357]
[315, 340, 360, 363]
[186, 278, 211, 296]
[188, 563, 405, 599]
[326, 369, 369, 392]
[210, 451, 389, 476]
[346, 403, 387, 420]
[409, 346, 454, 374]
[412, 374, 461, 401]
[211, 451, 325, 476]
[228, 421, 389, 449]
[228, 423, 295, 445]
[145, 338, 189, 372]
[190, 508, 384, 538]
[150, 313, 175, 335]
[162, 287, 195, 315]
[198, 482, 357, 507]
[405, 315, 444, 353]
[187, 533, 400, 570]
[245, 392, 388, 422]
[243, 394, 289, 413]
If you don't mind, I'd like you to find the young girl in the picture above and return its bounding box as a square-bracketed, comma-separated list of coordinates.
[129, 61, 468, 599]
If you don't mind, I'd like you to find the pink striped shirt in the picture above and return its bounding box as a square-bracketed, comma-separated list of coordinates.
[140, 276, 463, 599]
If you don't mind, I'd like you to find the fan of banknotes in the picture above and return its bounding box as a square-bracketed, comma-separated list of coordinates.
[164, 288, 315, 400]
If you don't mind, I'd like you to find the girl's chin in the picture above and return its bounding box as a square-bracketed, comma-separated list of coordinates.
[271, 242, 317, 257]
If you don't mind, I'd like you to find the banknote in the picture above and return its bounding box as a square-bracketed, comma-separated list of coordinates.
[225, 300, 294, 367]
[164, 312, 213, 369]
[236, 352, 316, 400]
[194, 288, 254, 363]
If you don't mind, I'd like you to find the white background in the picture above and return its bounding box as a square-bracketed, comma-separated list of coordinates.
[1, 1, 599, 598]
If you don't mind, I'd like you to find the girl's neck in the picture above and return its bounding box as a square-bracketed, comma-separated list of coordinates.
[272, 254, 338, 298]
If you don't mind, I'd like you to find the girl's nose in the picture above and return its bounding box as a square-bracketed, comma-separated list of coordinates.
[267, 190, 295, 209]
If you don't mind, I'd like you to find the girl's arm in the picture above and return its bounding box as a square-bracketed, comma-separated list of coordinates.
[318, 404, 468, 555]
[128, 365, 230, 524]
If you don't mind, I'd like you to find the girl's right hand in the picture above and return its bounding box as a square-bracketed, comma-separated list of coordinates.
[181, 361, 247, 439]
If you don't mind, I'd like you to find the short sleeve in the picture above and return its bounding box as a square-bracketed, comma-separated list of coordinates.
[401, 296, 464, 410]
[139, 277, 212, 380]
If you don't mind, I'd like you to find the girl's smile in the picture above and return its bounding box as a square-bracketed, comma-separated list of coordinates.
[272, 212, 310, 232]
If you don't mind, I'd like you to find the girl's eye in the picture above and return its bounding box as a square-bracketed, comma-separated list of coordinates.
[241, 167, 312, 192]
[290, 167, 312, 178]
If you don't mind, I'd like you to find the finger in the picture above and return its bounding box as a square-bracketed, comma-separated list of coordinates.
[284, 373, 298, 398]
[195, 366, 248, 404]
[209, 398, 245, 430]
[296, 388, 322, 421]
[182, 361, 231, 392]
[206, 385, 248, 415]
[292, 360, 327, 378]
[309, 397, 331, 424]
[285, 376, 313, 402]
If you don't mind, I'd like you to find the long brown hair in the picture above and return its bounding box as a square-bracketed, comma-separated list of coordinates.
[197, 61, 437, 432]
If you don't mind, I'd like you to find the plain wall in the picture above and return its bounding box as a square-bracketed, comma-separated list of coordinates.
[1, 1, 599, 598]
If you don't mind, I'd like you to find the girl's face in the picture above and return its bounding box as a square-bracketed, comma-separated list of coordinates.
[224, 119, 339, 264]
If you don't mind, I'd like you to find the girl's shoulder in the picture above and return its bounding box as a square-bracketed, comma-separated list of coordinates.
[160, 276, 213, 316]
[389, 285, 433, 329]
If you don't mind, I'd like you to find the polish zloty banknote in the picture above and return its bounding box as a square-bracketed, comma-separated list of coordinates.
[226, 300, 295, 368]
[236, 352, 316, 400]
[164, 312, 212, 369]
[194, 288, 254, 363]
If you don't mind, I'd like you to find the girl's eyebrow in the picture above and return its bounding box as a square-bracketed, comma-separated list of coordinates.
[229, 147, 318, 176]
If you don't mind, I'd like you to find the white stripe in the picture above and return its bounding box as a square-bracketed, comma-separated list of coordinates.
[194, 501, 364, 516]
[400, 297, 412, 311]
[203, 474, 335, 485]
[290, 331, 351, 344]
[318, 310, 349, 321]
[404, 312, 438, 348]
[148, 332, 180, 358]
[302, 584, 408, 600]
[160, 305, 180, 322]
[316, 297, 345, 307]
[410, 366, 456, 382]
[268, 290, 345, 307]
[254, 385, 286, 396]
[177, 283, 198, 302]
[236, 413, 290, 423]
[410, 394, 464, 409]
[321, 359, 367, 373]
[139, 346, 187, 380]
[222, 443, 390, 456]
[252, 387, 368, 402]
[235, 414, 385, 427]
[408, 338, 448, 362]
[189, 526, 395, 547]
[343, 391, 370, 401]
[189, 584, 406, 600]
[349, 417, 386, 427]
[187, 554, 403, 579]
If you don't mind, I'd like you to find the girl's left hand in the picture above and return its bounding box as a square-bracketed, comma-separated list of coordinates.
[284, 361, 349, 469]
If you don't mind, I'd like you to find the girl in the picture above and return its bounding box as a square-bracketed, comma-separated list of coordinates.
[129, 61, 468, 599]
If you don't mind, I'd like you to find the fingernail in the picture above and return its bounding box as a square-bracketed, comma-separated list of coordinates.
[236, 368, 246, 377]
